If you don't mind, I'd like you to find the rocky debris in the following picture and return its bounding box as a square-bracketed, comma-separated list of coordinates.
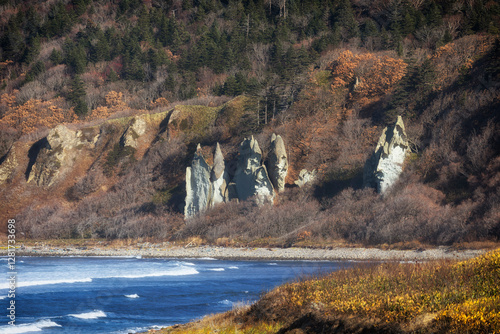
[121, 117, 147, 148]
[27, 125, 99, 187]
[211, 143, 229, 205]
[234, 136, 275, 204]
[295, 169, 317, 188]
[0, 145, 17, 185]
[267, 134, 288, 193]
[9, 244, 486, 261]
[185, 144, 212, 218]
[363, 116, 409, 194]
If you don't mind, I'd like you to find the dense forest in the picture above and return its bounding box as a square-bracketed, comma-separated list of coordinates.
[0, 0, 499, 247]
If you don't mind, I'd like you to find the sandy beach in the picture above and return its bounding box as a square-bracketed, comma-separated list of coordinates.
[2, 243, 488, 261]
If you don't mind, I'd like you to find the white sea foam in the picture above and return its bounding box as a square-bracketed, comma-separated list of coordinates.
[118, 324, 171, 334]
[0, 296, 6, 300]
[218, 299, 233, 306]
[267, 263, 278, 265]
[113, 267, 199, 278]
[208, 268, 225, 271]
[0, 278, 92, 289]
[228, 266, 239, 269]
[125, 294, 140, 299]
[69, 310, 107, 319]
[0, 319, 61, 333]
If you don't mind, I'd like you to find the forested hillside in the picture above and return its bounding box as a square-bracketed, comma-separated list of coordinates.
[0, 0, 499, 246]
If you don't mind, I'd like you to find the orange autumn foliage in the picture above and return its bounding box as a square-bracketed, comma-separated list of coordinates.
[150, 97, 169, 109]
[431, 35, 496, 90]
[0, 95, 76, 134]
[329, 50, 407, 98]
[88, 91, 128, 120]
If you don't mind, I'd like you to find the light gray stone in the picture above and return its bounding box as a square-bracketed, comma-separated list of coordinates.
[363, 116, 409, 194]
[184, 144, 212, 217]
[234, 136, 274, 204]
[121, 117, 147, 148]
[27, 125, 99, 187]
[211, 143, 229, 205]
[294, 169, 317, 188]
[268, 134, 288, 192]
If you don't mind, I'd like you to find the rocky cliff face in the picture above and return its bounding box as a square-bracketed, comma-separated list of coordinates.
[0, 145, 17, 185]
[121, 116, 147, 148]
[27, 125, 100, 187]
[267, 134, 288, 193]
[363, 116, 409, 194]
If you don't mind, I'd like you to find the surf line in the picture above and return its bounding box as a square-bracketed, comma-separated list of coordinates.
[6, 218, 17, 326]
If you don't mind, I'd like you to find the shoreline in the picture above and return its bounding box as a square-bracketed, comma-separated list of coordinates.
[1, 244, 488, 261]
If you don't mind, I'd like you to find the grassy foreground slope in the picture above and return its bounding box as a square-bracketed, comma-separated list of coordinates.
[154, 249, 500, 334]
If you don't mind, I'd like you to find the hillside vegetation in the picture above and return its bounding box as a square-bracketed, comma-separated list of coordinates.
[151, 249, 500, 334]
[0, 0, 499, 247]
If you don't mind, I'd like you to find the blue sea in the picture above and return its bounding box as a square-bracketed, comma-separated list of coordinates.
[0, 256, 352, 334]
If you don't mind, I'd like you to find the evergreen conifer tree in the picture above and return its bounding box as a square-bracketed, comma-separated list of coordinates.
[68, 75, 88, 116]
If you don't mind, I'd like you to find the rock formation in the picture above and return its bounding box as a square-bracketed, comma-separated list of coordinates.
[184, 144, 212, 218]
[185, 136, 281, 217]
[294, 169, 317, 188]
[234, 136, 274, 205]
[211, 143, 229, 205]
[121, 117, 147, 148]
[267, 134, 288, 193]
[363, 116, 409, 194]
[27, 125, 99, 187]
[0, 146, 17, 185]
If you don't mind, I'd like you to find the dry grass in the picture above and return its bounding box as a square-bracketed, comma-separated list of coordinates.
[157, 249, 500, 334]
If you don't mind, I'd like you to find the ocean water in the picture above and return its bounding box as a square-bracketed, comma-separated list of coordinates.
[0, 256, 352, 334]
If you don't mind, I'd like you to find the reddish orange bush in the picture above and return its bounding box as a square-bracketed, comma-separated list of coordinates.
[88, 91, 128, 120]
[0, 95, 76, 134]
[329, 50, 407, 98]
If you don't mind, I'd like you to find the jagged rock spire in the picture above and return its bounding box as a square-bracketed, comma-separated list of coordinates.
[234, 136, 274, 204]
[211, 142, 229, 206]
[268, 134, 288, 193]
[184, 144, 212, 218]
[363, 116, 409, 194]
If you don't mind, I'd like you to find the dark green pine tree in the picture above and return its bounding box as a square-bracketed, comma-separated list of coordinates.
[107, 68, 119, 82]
[426, 2, 442, 28]
[402, 10, 416, 36]
[362, 19, 379, 43]
[44, 2, 73, 37]
[1, 21, 25, 61]
[73, 0, 90, 16]
[23, 35, 41, 64]
[64, 43, 87, 74]
[90, 33, 110, 63]
[333, 0, 360, 40]
[49, 48, 63, 64]
[68, 75, 88, 116]
[24, 60, 45, 83]
[137, 6, 153, 42]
